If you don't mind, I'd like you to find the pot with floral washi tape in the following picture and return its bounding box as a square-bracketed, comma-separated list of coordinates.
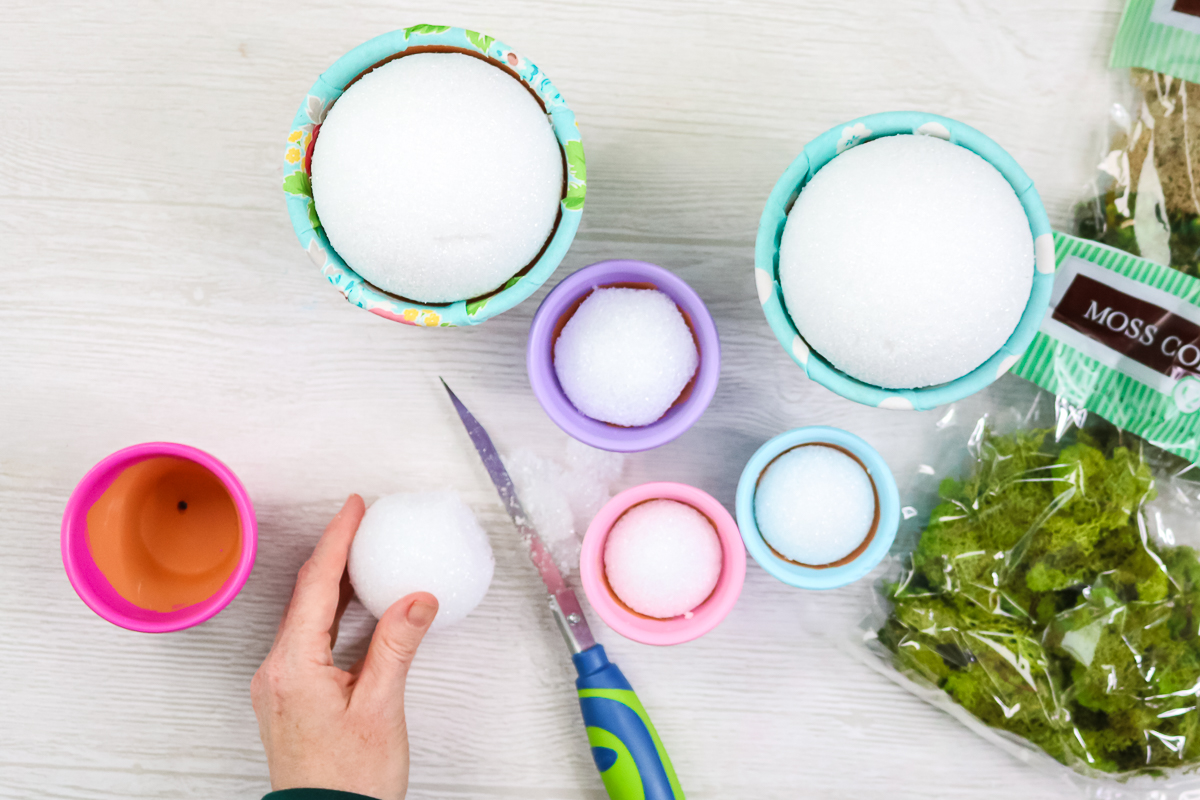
[283, 25, 585, 327]
[754, 111, 1054, 410]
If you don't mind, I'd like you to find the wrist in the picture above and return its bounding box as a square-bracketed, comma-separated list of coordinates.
[264, 789, 382, 800]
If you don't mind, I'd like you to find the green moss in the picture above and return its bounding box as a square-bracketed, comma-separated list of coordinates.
[1075, 191, 1200, 278]
[882, 428, 1200, 776]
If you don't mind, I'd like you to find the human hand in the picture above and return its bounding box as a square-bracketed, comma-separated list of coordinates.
[252, 494, 439, 800]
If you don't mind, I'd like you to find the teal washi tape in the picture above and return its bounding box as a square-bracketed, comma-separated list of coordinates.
[753, 111, 1053, 411]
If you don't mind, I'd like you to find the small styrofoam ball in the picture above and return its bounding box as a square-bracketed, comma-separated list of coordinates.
[754, 446, 875, 565]
[779, 134, 1033, 389]
[603, 499, 722, 619]
[348, 491, 494, 628]
[311, 53, 563, 303]
[554, 288, 699, 427]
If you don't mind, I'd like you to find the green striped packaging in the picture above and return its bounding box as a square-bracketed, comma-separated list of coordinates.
[1112, 0, 1200, 83]
[1012, 231, 1200, 464]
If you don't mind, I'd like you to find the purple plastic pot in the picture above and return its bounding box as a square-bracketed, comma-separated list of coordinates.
[527, 260, 720, 452]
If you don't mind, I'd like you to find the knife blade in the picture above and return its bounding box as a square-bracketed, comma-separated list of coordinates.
[441, 379, 685, 799]
[440, 378, 595, 653]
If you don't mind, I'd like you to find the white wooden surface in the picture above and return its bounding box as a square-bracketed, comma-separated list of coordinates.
[0, 1, 1129, 797]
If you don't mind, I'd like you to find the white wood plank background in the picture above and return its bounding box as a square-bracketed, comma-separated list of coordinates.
[0, 1, 1129, 797]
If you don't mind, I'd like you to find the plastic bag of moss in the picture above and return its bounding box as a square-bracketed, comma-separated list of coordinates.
[858, 389, 1200, 797]
[1076, 1, 1200, 275]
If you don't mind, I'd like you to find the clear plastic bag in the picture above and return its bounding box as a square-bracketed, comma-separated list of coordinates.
[1075, 68, 1200, 279]
[859, 390, 1200, 797]
[1075, 0, 1200, 277]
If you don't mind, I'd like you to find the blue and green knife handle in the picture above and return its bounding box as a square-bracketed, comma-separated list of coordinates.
[572, 645, 684, 800]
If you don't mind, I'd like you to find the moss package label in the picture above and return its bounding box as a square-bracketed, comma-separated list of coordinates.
[1112, 0, 1200, 84]
[1012, 232, 1200, 464]
[874, 422, 1200, 780]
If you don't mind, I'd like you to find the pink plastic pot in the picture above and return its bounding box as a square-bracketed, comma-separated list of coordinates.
[61, 442, 257, 632]
[580, 482, 745, 646]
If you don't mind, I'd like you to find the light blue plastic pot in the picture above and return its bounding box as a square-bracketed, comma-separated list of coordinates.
[284, 25, 585, 327]
[736, 426, 899, 590]
[754, 111, 1055, 410]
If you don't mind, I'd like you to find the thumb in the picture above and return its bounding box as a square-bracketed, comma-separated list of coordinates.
[357, 592, 438, 704]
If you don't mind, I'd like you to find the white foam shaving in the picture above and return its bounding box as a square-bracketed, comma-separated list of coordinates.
[503, 439, 624, 574]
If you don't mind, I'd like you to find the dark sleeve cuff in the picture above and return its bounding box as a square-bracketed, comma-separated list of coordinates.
[264, 790, 379, 800]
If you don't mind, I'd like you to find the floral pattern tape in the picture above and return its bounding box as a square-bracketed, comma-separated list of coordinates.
[283, 26, 585, 327]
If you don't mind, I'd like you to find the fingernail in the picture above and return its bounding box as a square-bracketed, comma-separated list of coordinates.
[407, 600, 438, 627]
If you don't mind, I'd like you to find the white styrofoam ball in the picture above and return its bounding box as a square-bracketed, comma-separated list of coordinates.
[553, 288, 699, 427]
[311, 53, 563, 303]
[779, 134, 1033, 389]
[754, 445, 875, 565]
[348, 491, 494, 629]
[603, 499, 722, 619]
